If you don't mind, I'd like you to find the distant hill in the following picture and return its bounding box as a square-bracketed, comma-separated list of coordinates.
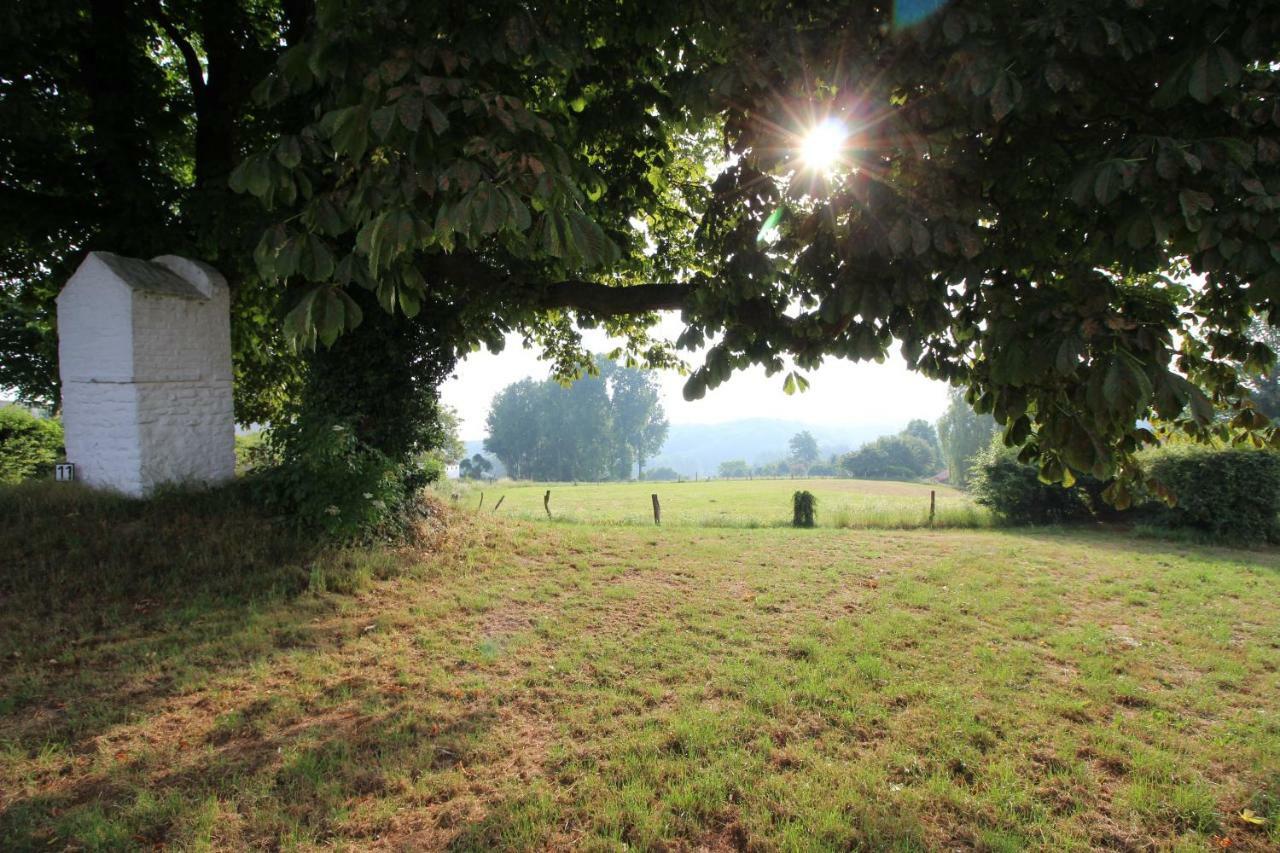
[466, 418, 905, 479]
[649, 419, 898, 477]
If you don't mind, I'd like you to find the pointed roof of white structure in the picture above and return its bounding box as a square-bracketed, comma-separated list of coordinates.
[87, 251, 211, 300]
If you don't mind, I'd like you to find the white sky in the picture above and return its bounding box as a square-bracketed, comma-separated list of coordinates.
[440, 311, 951, 441]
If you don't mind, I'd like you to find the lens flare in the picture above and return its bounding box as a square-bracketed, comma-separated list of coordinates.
[799, 119, 847, 172]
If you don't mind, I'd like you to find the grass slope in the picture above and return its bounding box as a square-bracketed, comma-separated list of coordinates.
[473, 477, 989, 529]
[1, 484, 1278, 850]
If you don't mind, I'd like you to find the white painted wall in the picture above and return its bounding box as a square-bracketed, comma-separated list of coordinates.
[57, 252, 236, 497]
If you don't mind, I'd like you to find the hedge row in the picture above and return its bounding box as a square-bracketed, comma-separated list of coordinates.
[971, 442, 1280, 543]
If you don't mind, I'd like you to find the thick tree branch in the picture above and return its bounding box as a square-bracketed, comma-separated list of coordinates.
[149, 0, 205, 97]
[433, 254, 694, 316]
[536, 280, 694, 315]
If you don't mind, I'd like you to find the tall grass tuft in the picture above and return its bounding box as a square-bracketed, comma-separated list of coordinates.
[792, 491, 817, 528]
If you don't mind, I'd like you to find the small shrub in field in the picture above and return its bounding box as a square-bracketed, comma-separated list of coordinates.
[970, 444, 1093, 525]
[792, 490, 817, 527]
[0, 407, 63, 484]
[1138, 446, 1280, 542]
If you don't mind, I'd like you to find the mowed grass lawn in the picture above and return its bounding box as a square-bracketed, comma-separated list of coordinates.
[478, 477, 988, 528]
[2, 485, 1279, 850]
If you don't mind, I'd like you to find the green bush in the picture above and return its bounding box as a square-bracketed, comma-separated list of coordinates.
[251, 416, 428, 541]
[970, 443, 1093, 525]
[792, 490, 817, 528]
[1138, 446, 1280, 543]
[0, 406, 63, 484]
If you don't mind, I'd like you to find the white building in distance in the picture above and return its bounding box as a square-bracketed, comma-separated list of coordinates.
[57, 252, 235, 497]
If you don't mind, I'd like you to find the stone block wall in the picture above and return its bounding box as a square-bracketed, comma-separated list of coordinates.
[57, 252, 236, 497]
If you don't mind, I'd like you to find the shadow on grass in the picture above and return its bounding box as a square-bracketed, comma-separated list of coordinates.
[994, 521, 1280, 565]
[0, 481, 458, 846]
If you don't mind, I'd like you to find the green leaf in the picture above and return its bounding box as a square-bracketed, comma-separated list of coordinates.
[1188, 46, 1242, 104]
[1093, 162, 1125, 205]
[229, 154, 272, 198]
[327, 106, 369, 160]
[1178, 189, 1214, 227]
[275, 136, 302, 169]
[283, 288, 320, 346]
[887, 219, 911, 256]
[315, 288, 345, 346]
[989, 71, 1021, 122]
[370, 105, 397, 140]
[398, 284, 421, 318]
[1188, 385, 1214, 425]
[1055, 336, 1084, 375]
[782, 372, 797, 395]
[398, 93, 424, 131]
[424, 100, 450, 134]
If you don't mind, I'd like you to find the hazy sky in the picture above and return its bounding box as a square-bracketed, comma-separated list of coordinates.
[440, 312, 951, 441]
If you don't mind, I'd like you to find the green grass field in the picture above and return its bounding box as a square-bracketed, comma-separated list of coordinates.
[470, 476, 990, 529]
[2, 480, 1279, 850]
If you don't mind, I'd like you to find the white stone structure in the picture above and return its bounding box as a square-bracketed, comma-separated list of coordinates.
[57, 252, 235, 497]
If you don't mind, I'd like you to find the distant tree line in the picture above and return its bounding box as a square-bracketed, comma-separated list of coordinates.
[484, 356, 668, 481]
[715, 422, 947, 482]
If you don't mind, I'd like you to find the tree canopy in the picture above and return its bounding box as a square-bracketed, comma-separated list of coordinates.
[483, 355, 668, 481]
[5, 1, 1280, 497]
[936, 388, 1000, 487]
[841, 427, 940, 481]
[788, 431, 821, 466]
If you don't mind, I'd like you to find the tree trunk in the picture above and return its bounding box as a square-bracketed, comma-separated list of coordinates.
[82, 0, 165, 254]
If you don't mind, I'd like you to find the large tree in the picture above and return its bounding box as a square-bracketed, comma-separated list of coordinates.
[936, 388, 1000, 487]
[0, 0, 314, 423]
[483, 355, 667, 481]
[233, 0, 1280, 500]
[7, 1, 1280, 500]
[788, 431, 821, 467]
[601, 358, 669, 479]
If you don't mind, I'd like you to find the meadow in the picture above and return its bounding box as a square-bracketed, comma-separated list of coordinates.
[471, 476, 990, 529]
[1, 479, 1278, 850]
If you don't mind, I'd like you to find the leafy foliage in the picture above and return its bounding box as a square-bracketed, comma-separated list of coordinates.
[788, 431, 820, 467]
[0, 0, 309, 423]
[969, 442, 1094, 525]
[841, 427, 940, 481]
[718, 459, 751, 478]
[254, 287, 456, 538]
[232, 0, 1280, 492]
[252, 416, 417, 539]
[1243, 319, 1280, 419]
[7, 1, 1280, 500]
[0, 407, 62, 484]
[458, 453, 494, 480]
[600, 357, 670, 478]
[1139, 446, 1280, 543]
[484, 356, 667, 481]
[937, 389, 1000, 488]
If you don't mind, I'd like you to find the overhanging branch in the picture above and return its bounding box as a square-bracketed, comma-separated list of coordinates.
[149, 0, 205, 97]
[536, 280, 693, 315]
[433, 254, 695, 316]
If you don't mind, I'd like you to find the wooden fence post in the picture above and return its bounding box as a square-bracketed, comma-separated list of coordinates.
[929, 490, 936, 526]
[544, 490, 551, 518]
[493, 495, 505, 512]
[477, 491, 484, 511]
[651, 493, 661, 526]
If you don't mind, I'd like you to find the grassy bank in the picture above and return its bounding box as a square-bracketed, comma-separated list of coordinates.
[2, 483, 1278, 849]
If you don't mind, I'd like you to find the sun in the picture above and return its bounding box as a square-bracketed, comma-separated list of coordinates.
[799, 118, 847, 172]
